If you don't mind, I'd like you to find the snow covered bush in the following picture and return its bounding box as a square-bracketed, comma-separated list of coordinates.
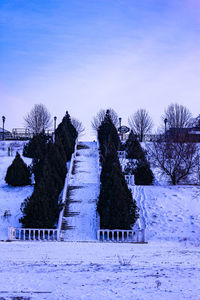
[5, 152, 31, 186]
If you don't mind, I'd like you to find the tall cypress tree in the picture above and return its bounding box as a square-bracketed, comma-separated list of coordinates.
[23, 133, 47, 159]
[97, 111, 139, 229]
[55, 111, 77, 161]
[20, 158, 60, 228]
[98, 143, 138, 229]
[20, 111, 77, 228]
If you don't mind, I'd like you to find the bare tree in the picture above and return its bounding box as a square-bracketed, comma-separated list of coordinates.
[71, 118, 85, 137]
[128, 109, 153, 142]
[163, 103, 192, 129]
[24, 104, 52, 135]
[147, 138, 198, 185]
[91, 108, 119, 132]
[192, 114, 200, 128]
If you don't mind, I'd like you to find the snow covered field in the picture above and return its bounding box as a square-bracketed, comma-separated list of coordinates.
[0, 141, 33, 240]
[0, 241, 200, 299]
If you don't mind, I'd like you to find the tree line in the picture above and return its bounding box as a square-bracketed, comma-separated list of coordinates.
[92, 103, 200, 142]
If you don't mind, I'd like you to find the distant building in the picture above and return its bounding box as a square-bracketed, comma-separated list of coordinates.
[166, 127, 200, 142]
[0, 128, 12, 140]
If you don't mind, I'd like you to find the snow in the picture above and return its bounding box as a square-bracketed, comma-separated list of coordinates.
[0, 140, 200, 299]
[0, 241, 199, 299]
[61, 142, 100, 241]
[0, 141, 33, 240]
[132, 185, 200, 246]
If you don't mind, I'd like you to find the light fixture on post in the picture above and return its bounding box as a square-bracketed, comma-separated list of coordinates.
[2, 116, 6, 141]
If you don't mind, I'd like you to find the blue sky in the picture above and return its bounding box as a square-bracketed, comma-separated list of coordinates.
[0, 0, 200, 139]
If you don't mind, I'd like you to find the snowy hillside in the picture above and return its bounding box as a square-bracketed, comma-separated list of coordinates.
[132, 185, 200, 246]
[0, 141, 33, 240]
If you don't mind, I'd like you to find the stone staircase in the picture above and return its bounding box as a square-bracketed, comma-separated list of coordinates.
[60, 142, 100, 241]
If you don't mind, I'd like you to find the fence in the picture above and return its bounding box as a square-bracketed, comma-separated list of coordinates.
[8, 227, 59, 241]
[97, 229, 145, 243]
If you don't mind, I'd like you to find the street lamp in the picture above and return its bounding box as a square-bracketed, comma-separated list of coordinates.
[164, 118, 168, 137]
[2, 116, 5, 140]
[54, 116, 57, 132]
[119, 117, 122, 128]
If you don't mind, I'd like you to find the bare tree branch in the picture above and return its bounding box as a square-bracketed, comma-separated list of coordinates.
[128, 109, 153, 142]
[71, 118, 85, 137]
[162, 103, 192, 129]
[91, 108, 119, 132]
[24, 104, 52, 135]
[147, 136, 198, 185]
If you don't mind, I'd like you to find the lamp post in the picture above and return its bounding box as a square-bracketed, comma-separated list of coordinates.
[164, 118, 168, 139]
[119, 117, 122, 128]
[2, 116, 5, 140]
[54, 116, 57, 132]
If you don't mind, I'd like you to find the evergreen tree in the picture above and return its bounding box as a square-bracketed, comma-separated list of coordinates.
[55, 111, 77, 161]
[126, 131, 145, 160]
[134, 160, 154, 185]
[98, 110, 120, 157]
[98, 144, 138, 229]
[20, 158, 61, 228]
[23, 133, 47, 159]
[20, 111, 76, 228]
[125, 131, 154, 185]
[5, 152, 31, 186]
[97, 113, 139, 229]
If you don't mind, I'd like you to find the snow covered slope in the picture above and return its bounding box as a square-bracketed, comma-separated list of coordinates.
[132, 185, 200, 246]
[61, 141, 100, 241]
[0, 141, 33, 240]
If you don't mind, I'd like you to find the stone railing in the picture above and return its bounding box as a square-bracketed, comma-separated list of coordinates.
[117, 151, 126, 159]
[97, 229, 146, 243]
[8, 227, 59, 241]
[124, 174, 135, 186]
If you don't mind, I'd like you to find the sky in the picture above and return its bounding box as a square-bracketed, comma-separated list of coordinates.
[0, 0, 200, 140]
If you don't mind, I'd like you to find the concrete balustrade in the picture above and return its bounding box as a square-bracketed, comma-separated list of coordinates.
[97, 229, 146, 243]
[8, 227, 59, 241]
[117, 151, 126, 159]
[124, 174, 135, 186]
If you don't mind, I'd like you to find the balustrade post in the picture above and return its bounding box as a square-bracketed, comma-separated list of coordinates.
[97, 230, 100, 241]
[102, 230, 105, 241]
[38, 230, 40, 241]
[106, 230, 109, 241]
